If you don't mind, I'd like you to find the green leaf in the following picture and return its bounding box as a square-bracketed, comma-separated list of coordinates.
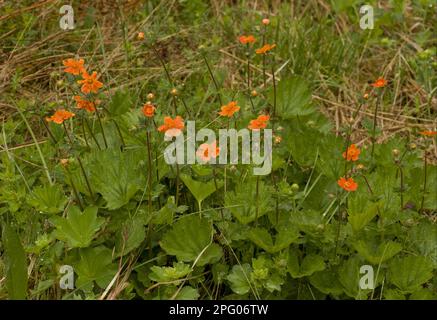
[225, 179, 272, 224]
[160, 215, 223, 266]
[348, 194, 379, 232]
[338, 256, 369, 299]
[248, 227, 300, 253]
[180, 174, 221, 206]
[287, 251, 325, 278]
[89, 149, 145, 210]
[353, 240, 402, 265]
[227, 264, 252, 295]
[270, 76, 315, 119]
[27, 184, 67, 214]
[149, 262, 192, 282]
[115, 216, 146, 257]
[309, 268, 344, 296]
[409, 221, 437, 267]
[2, 224, 28, 299]
[51, 206, 104, 248]
[384, 289, 406, 300]
[388, 256, 434, 293]
[409, 288, 437, 300]
[74, 246, 118, 291]
[175, 286, 200, 300]
[108, 90, 132, 116]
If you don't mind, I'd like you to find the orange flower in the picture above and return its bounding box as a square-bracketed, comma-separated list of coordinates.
[337, 177, 358, 192]
[342, 144, 361, 162]
[62, 58, 86, 75]
[158, 116, 184, 136]
[46, 109, 75, 124]
[196, 141, 220, 163]
[142, 103, 156, 118]
[137, 32, 145, 40]
[420, 131, 437, 137]
[77, 71, 103, 94]
[239, 35, 256, 45]
[73, 95, 96, 112]
[248, 114, 270, 130]
[371, 77, 387, 88]
[255, 44, 276, 54]
[262, 18, 270, 25]
[219, 101, 240, 117]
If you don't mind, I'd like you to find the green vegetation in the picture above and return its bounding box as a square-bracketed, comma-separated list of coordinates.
[0, 0, 436, 300]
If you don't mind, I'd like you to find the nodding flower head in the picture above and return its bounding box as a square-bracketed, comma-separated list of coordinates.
[337, 177, 358, 192]
[46, 109, 75, 124]
[255, 44, 276, 54]
[371, 77, 387, 88]
[77, 71, 103, 94]
[219, 101, 240, 117]
[342, 144, 361, 162]
[158, 116, 185, 137]
[248, 114, 270, 130]
[142, 103, 156, 118]
[196, 141, 220, 163]
[74, 96, 96, 113]
[420, 130, 437, 137]
[239, 35, 256, 45]
[62, 58, 86, 75]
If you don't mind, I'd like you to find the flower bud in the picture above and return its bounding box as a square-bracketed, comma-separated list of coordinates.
[262, 18, 270, 25]
[137, 32, 145, 40]
[392, 149, 400, 157]
[251, 90, 258, 97]
[274, 135, 282, 144]
[147, 93, 155, 101]
[170, 88, 179, 96]
[60, 159, 69, 167]
[291, 183, 299, 191]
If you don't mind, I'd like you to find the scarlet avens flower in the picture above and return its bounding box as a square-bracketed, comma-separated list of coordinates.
[420, 131, 437, 137]
[342, 144, 361, 162]
[371, 77, 387, 88]
[46, 109, 75, 124]
[262, 18, 270, 25]
[239, 35, 256, 45]
[196, 141, 220, 163]
[74, 95, 96, 112]
[142, 103, 156, 118]
[77, 71, 103, 94]
[158, 116, 185, 137]
[248, 114, 270, 130]
[219, 101, 240, 117]
[62, 58, 86, 75]
[337, 177, 358, 192]
[255, 44, 276, 54]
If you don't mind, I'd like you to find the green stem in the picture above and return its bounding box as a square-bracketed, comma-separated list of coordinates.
[255, 176, 260, 227]
[16, 105, 53, 185]
[65, 166, 83, 210]
[146, 130, 153, 216]
[420, 153, 427, 213]
[62, 122, 94, 201]
[202, 54, 223, 106]
[271, 62, 277, 118]
[84, 117, 101, 149]
[371, 92, 381, 159]
[95, 108, 108, 149]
